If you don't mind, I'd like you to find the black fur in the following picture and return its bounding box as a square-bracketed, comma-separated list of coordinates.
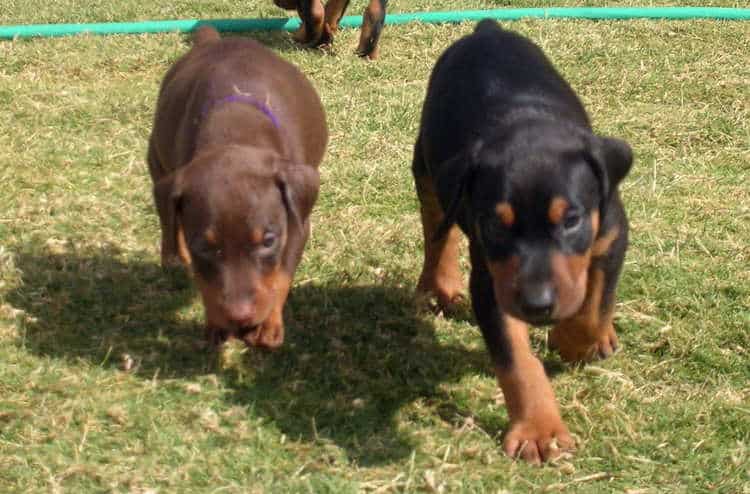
[412, 20, 633, 368]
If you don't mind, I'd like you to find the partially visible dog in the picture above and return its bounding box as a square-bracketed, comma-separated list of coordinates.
[147, 26, 327, 348]
[273, 0, 387, 59]
[412, 20, 633, 463]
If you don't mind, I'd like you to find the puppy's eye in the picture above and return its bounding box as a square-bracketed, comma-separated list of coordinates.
[261, 232, 277, 249]
[563, 212, 583, 232]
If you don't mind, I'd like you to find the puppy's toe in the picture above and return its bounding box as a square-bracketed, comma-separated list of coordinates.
[243, 321, 284, 349]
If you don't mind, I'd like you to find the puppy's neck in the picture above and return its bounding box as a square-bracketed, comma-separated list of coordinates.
[196, 103, 286, 158]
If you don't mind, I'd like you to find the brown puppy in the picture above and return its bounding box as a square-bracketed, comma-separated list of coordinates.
[147, 26, 327, 348]
[273, 0, 387, 59]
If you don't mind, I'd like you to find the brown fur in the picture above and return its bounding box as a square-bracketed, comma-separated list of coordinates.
[495, 316, 574, 464]
[147, 27, 327, 349]
[415, 176, 464, 311]
[549, 251, 590, 319]
[547, 196, 569, 225]
[176, 225, 192, 266]
[487, 255, 521, 311]
[356, 0, 386, 59]
[495, 202, 515, 227]
[323, 0, 350, 33]
[550, 227, 622, 362]
[243, 270, 292, 347]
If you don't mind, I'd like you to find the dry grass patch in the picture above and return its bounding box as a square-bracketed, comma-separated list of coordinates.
[1, 2, 749, 492]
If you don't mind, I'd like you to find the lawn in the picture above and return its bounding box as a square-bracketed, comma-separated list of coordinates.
[1, 1, 748, 492]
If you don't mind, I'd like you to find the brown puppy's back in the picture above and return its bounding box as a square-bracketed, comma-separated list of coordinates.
[150, 28, 327, 179]
[193, 25, 221, 45]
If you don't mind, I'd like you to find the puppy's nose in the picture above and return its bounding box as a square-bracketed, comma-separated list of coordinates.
[518, 283, 556, 321]
[226, 300, 256, 328]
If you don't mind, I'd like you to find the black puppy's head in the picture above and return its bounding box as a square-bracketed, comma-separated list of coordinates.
[437, 124, 632, 325]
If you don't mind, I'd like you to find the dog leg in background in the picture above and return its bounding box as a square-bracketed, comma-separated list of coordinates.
[273, 0, 298, 8]
[469, 243, 574, 464]
[356, 0, 386, 59]
[321, 0, 350, 44]
[293, 0, 325, 45]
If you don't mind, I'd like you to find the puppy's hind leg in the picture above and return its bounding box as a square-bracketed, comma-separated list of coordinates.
[413, 139, 465, 313]
[293, 0, 325, 45]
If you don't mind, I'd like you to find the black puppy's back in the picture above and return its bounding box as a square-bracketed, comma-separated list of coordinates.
[418, 20, 589, 168]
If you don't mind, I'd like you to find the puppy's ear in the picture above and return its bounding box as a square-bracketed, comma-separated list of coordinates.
[153, 170, 188, 267]
[276, 164, 320, 234]
[586, 135, 633, 210]
[433, 140, 483, 241]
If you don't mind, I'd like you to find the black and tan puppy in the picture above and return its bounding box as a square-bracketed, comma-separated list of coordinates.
[273, 0, 387, 59]
[413, 20, 633, 463]
[148, 26, 327, 349]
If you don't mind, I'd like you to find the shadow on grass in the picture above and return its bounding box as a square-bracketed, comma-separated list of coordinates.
[7, 245, 212, 377]
[7, 244, 498, 465]
[226, 282, 493, 465]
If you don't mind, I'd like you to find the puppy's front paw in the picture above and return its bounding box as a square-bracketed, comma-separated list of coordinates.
[416, 275, 465, 316]
[243, 319, 284, 349]
[503, 416, 575, 464]
[549, 323, 619, 363]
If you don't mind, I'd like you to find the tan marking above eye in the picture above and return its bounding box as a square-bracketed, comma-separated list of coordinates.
[495, 202, 515, 227]
[249, 228, 264, 245]
[204, 228, 217, 246]
[548, 196, 569, 225]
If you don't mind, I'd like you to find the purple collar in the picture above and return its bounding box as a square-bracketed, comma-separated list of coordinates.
[201, 93, 281, 130]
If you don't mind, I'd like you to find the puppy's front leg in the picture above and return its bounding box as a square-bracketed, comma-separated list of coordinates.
[549, 224, 627, 363]
[356, 0, 386, 59]
[470, 243, 574, 464]
[322, 0, 351, 43]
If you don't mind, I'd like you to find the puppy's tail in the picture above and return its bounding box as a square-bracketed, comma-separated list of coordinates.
[474, 19, 502, 33]
[193, 25, 221, 46]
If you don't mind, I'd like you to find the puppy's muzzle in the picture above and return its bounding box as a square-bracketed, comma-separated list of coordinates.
[517, 281, 556, 324]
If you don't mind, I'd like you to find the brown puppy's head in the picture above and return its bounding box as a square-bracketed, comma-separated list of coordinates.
[154, 146, 318, 345]
[436, 124, 632, 325]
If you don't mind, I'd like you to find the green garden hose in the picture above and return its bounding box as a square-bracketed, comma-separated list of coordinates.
[1, 7, 748, 40]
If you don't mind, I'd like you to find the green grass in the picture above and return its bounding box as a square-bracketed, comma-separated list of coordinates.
[1, 1, 749, 492]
